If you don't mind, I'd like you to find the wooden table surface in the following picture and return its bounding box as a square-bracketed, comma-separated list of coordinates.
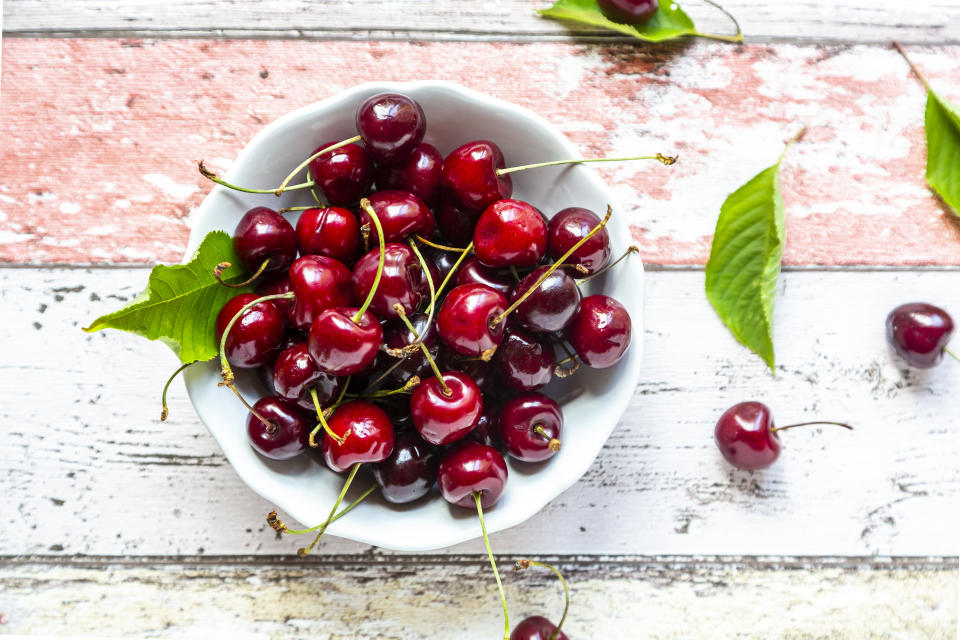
[1, 1, 958, 638]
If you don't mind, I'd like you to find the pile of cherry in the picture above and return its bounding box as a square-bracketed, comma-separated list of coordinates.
[205, 91, 644, 640]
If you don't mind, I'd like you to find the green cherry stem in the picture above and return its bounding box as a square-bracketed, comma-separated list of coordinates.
[771, 421, 854, 433]
[552, 340, 580, 379]
[277, 206, 315, 214]
[406, 237, 437, 353]
[514, 559, 570, 640]
[533, 425, 562, 452]
[309, 387, 345, 447]
[394, 303, 452, 397]
[577, 246, 639, 284]
[944, 347, 960, 364]
[160, 360, 197, 421]
[354, 198, 386, 324]
[214, 259, 271, 288]
[275, 135, 363, 196]
[219, 292, 296, 386]
[347, 376, 421, 399]
[414, 235, 468, 252]
[198, 161, 315, 194]
[268, 484, 377, 537]
[893, 42, 933, 92]
[692, 0, 744, 43]
[474, 492, 509, 640]
[497, 153, 676, 176]
[298, 462, 362, 556]
[490, 206, 613, 329]
[306, 168, 326, 206]
[426, 241, 474, 316]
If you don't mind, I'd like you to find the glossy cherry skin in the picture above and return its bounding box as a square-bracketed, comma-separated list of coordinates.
[455, 256, 515, 298]
[441, 140, 512, 212]
[256, 274, 295, 325]
[410, 371, 483, 446]
[322, 400, 396, 472]
[474, 199, 548, 268]
[437, 284, 508, 357]
[352, 242, 437, 320]
[714, 401, 780, 470]
[309, 140, 375, 206]
[371, 430, 439, 504]
[565, 295, 631, 368]
[437, 440, 509, 509]
[295, 206, 361, 264]
[469, 405, 504, 450]
[886, 302, 955, 369]
[271, 342, 343, 411]
[307, 307, 383, 376]
[375, 142, 443, 206]
[215, 293, 285, 368]
[233, 207, 297, 275]
[427, 246, 458, 282]
[495, 329, 556, 391]
[435, 198, 482, 247]
[500, 393, 562, 463]
[383, 312, 442, 385]
[359, 189, 435, 242]
[547, 207, 611, 275]
[597, 0, 659, 24]
[356, 93, 426, 165]
[288, 255, 354, 331]
[439, 350, 497, 395]
[510, 616, 569, 640]
[510, 265, 582, 333]
[247, 396, 311, 460]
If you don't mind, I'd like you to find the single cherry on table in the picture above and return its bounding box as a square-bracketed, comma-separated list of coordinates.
[886, 302, 956, 369]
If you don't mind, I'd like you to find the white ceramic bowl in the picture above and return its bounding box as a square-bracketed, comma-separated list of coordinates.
[184, 81, 644, 551]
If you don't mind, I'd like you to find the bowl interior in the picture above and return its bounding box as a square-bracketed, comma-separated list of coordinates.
[184, 81, 644, 551]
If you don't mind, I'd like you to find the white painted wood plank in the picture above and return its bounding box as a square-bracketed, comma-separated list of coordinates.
[0, 558, 956, 638]
[1, 268, 958, 556]
[3, 0, 959, 43]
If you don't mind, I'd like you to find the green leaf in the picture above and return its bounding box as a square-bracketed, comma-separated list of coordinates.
[538, 0, 696, 42]
[705, 150, 790, 372]
[83, 231, 251, 363]
[925, 89, 960, 216]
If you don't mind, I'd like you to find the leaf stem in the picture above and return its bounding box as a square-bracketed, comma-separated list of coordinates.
[160, 360, 196, 421]
[354, 199, 386, 324]
[692, 0, 744, 43]
[893, 42, 932, 92]
[497, 153, 675, 176]
[475, 492, 509, 640]
[276, 135, 362, 196]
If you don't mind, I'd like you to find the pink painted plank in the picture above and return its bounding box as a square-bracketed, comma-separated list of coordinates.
[1, 39, 958, 266]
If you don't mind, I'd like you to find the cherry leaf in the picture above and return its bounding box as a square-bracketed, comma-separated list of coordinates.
[538, 0, 696, 42]
[83, 231, 251, 363]
[925, 89, 960, 216]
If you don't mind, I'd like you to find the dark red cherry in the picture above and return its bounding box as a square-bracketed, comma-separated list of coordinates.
[510, 616, 569, 640]
[309, 141, 374, 206]
[435, 198, 482, 247]
[383, 312, 442, 385]
[352, 242, 436, 320]
[256, 274, 295, 325]
[215, 293, 285, 368]
[272, 342, 344, 411]
[356, 93, 426, 165]
[307, 307, 383, 376]
[295, 206, 361, 264]
[377, 393, 415, 430]
[322, 400, 395, 472]
[495, 330, 556, 391]
[469, 405, 504, 451]
[455, 256, 515, 298]
[510, 266, 582, 333]
[247, 396, 311, 460]
[233, 207, 297, 275]
[500, 393, 562, 463]
[371, 430, 439, 504]
[886, 302, 955, 369]
[359, 190, 435, 242]
[439, 350, 497, 395]
[596, 0, 659, 24]
[427, 246, 458, 282]
[547, 207, 611, 275]
[437, 284, 508, 357]
[437, 440, 508, 509]
[288, 255, 353, 331]
[474, 199, 547, 268]
[441, 140, 512, 212]
[375, 142, 443, 206]
[714, 401, 780, 471]
[565, 294, 631, 368]
[410, 372, 483, 446]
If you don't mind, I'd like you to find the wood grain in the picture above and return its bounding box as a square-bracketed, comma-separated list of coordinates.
[3, 267, 957, 557]
[4, 0, 960, 44]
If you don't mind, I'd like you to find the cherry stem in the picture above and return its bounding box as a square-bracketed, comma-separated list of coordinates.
[509, 266, 521, 283]
[214, 259, 270, 288]
[692, 0, 744, 43]
[490, 207, 613, 329]
[218, 292, 296, 386]
[362, 356, 409, 394]
[348, 376, 421, 399]
[354, 199, 386, 324]
[474, 491, 509, 640]
[771, 421, 854, 433]
[497, 153, 676, 176]
[533, 425, 562, 452]
[298, 462, 362, 556]
[269, 484, 377, 536]
[226, 382, 277, 433]
[426, 241, 474, 315]
[578, 246, 639, 284]
[198, 161, 315, 194]
[943, 347, 960, 364]
[160, 360, 196, 421]
[893, 42, 933, 92]
[306, 168, 326, 206]
[553, 354, 580, 379]
[515, 559, 570, 640]
[406, 237, 438, 354]
[277, 206, 315, 214]
[275, 135, 363, 196]
[309, 387, 344, 447]
[414, 235, 468, 252]
[394, 303, 451, 397]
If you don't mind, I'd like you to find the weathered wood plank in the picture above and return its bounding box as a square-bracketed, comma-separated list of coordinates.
[0, 558, 955, 638]
[1, 39, 959, 267]
[2, 268, 957, 557]
[3, 0, 960, 44]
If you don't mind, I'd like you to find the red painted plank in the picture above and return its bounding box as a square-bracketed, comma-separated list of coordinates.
[1, 39, 958, 266]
